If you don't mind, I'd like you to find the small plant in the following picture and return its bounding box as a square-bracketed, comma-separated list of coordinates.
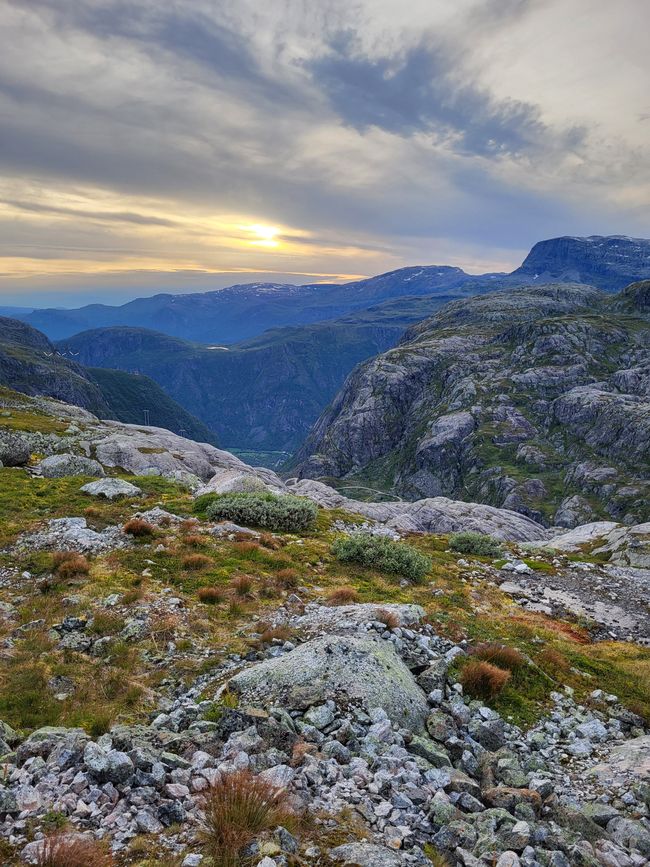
[182, 534, 206, 548]
[448, 531, 503, 557]
[251, 625, 293, 648]
[35, 832, 114, 867]
[537, 646, 569, 673]
[331, 534, 432, 583]
[123, 518, 155, 538]
[203, 492, 318, 532]
[231, 575, 254, 597]
[200, 770, 297, 867]
[275, 567, 300, 589]
[182, 553, 213, 571]
[52, 551, 90, 579]
[376, 608, 401, 630]
[204, 691, 239, 722]
[460, 659, 511, 701]
[326, 586, 360, 606]
[472, 642, 525, 671]
[198, 586, 224, 605]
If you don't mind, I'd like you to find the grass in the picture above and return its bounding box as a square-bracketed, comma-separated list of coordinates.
[35, 832, 114, 867]
[200, 771, 298, 867]
[123, 518, 155, 537]
[326, 586, 360, 606]
[471, 642, 526, 670]
[459, 659, 511, 701]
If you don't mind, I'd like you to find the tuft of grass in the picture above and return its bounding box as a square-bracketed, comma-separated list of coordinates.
[52, 552, 90, 579]
[35, 833, 114, 867]
[197, 586, 224, 605]
[331, 534, 432, 583]
[123, 518, 155, 538]
[182, 553, 213, 571]
[448, 531, 503, 557]
[202, 492, 318, 532]
[231, 575, 254, 597]
[537, 646, 570, 674]
[460, 659, 511, 701]
[472, 642, 526, 671]
[326, 586, 360, 606]
[200, 770, 297, 867]
[376, 608, 401, 630]
[275, 567, 300, 589]
[182, 533, 206, 548]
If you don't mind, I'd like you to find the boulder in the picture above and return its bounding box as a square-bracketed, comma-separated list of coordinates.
[329, 843, 407, 866]
[229, 634, 429, 731]
[587, 735, 650, 788]
[80, 478, 142, 499]
[0, 431, 30, 466]
[38, 454, 105, 478]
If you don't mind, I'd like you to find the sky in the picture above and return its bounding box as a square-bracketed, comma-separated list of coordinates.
[0, 0, 649, 307]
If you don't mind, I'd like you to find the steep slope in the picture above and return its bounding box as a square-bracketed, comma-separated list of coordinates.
[295, 282, 650, 526]
[511, 235, 650, 289]
[0, 317, 216, 443]
[57, 295, 453, 453]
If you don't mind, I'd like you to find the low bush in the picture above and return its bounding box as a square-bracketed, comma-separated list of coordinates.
[52, 551, 90, 579]
[460, 659, 511, 700]
[35, 832, 114, 867]
[231, 575, 254, 597]
[200, 770, 297, 867]
[123, 518, 155, 538]
[204, 492, 318, 532]
[326, 586, 360, 606]
[448, 531, 503, 557]
[472, 642, 525, 671]
[182, 553, 213, 571]
[331, 534, 432, 583]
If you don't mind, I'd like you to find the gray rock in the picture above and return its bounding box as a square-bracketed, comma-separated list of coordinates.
[83, 742, 134, 783]
[229, 634, 429, 731]
[0, 431, 30, 466]
[329, 842, 406, 866]
[38, 453, 105, 478]
[80, 478, 142, 498]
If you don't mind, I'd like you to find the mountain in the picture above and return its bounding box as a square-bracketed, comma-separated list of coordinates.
[511, 235, 650, 289]
[22, 266, 485, 343]
[18, 235, 650, 344]
[294, 281, 650, 527]
[57, 295, 452, 455]
[0, 316, 217, 443]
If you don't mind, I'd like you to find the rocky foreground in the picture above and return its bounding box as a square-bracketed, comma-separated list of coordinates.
[0, 389, 648, 865]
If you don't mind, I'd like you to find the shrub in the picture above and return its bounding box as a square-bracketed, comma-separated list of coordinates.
[182, 553, 213, 571]
[123, 518, 155, 538]
[472, 642, 525, 671]
[35, 833, 113, 867]
[460, 659, 511, 700]
[198, 586, 224, 605]
[200, 771, 296, 867]
[52, 552, 90, 579]
[326, 586, 360, 606]
[331, 534, 432, 583]
[448, 531, 503, 557]
[204, 492, 318, 532]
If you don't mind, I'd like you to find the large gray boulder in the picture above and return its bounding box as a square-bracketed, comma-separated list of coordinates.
[540, 521, 650, 568]
[587, 735, 650, 788]
[38, 454, 105, 478]
[229, 634, 429, 731]
[329, 843, 408, 866]
[80, 478, 142, 499]
[0, 431, 30, 467]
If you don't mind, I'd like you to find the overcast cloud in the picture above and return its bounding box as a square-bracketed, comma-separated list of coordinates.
[0, 0, 648, 305]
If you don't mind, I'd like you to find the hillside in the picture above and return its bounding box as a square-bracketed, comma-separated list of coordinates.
[57, 295, 451, 454]
[0, 316, 217, 443]
[0, 387, 647, 865]
[295, 281, 650, 527]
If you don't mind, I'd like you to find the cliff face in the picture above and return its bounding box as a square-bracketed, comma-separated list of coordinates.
[295, 283, 650, 527]
[512, 236, 650, 289]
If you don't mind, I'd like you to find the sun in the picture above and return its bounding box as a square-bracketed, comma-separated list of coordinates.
[245, 224, 280, 248]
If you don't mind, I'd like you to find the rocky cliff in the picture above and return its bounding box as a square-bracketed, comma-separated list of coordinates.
[295, 282, 650, 527]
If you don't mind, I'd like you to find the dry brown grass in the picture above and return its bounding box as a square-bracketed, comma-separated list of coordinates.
[472, 642, 526, 671]
[52, 551, 90, 579]
[274, 567, 300, 589]
[180, 518, 200, 533]
[537, 646, 570, 674]
[200, 770, 297, 867]
[291, 740, 317, 767]
[232, 540, 262, 555]
[182, 553, 213, 571]
[231, 575, 254, 597]
[376, 608, 401, 630]
[197, 586, 224, 605]
[123, 518, 155, 537]
[460, 659, 511, 701]
[259, 532, 283, 550]
[326, 586, 359, 606]
[35, 833, 114, 867]
[251, 625, 293, 648]
[182, 533, 206, 548]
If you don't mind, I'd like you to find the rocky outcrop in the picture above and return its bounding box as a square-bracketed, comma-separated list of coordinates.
[295, 282, 650, 527]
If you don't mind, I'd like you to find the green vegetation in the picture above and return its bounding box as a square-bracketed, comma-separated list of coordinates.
[202, 492, 318, 532]
[448, 531, 503, 557]
[331, 533, 432, 583]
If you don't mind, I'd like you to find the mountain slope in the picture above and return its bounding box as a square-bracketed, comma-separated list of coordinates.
[58, 295, 451, 454]
[0, 316, 217, 443]
[295, 281, 650, 527]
